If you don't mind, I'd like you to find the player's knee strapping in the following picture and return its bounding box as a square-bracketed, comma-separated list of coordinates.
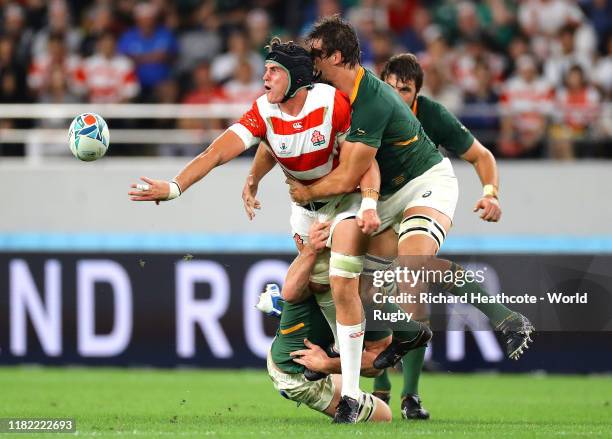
[329, 251, 364, 279]
[398, 215, 447, 250]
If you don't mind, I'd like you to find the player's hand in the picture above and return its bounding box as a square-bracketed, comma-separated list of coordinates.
[308, 221, 331, 253]
[357, 209, 381, 235]
[290, 339, 330, 373]
[286, 177, 311, 204]
[473, 196, 502, 222]
[128, 176, 169, 204]
[242, 174, 261, 220]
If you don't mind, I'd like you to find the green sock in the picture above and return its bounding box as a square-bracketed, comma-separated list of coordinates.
[380, 301, 423, 341]
[373, 369, 391, 392]
[401, 346, 425, 397]
[447, 263, 513, 327]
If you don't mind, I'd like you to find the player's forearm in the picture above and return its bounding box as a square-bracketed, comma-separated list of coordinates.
[174, 130, 245, 192]
[307, 142, 376, 199]
[462, 140, 499, 189]
[307, 166, 360, 199]
[249, 143, 277, 186]
[319, 350, 380, 377]
[282, 246, 318, 303]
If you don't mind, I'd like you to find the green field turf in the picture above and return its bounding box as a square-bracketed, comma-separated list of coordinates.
[0, 367, 610, 438]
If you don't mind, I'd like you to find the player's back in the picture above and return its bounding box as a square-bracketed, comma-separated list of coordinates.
[346, 68, 443, 196]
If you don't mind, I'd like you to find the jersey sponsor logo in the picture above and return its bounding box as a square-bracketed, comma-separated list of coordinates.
[355, 128, 366, 136]
[311, 130, 326, 147]
[422, 191, 432, 198]
[292, 122, 303, 130]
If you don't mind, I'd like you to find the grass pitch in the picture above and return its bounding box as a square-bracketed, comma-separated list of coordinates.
[0, 367, 610, 438]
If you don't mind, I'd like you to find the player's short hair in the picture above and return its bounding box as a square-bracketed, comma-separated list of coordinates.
[380, 54, 424, 93]
[306, 15, 361, 68]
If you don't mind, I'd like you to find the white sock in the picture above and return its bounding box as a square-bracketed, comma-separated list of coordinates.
[315, 289, 339, 352]
[337, 320, 365, 400]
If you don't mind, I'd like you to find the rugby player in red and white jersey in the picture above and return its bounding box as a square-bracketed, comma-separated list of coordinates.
[128, 38, 380, 423]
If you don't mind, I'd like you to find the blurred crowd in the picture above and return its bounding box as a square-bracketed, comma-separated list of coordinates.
[1, 0, 611, 159]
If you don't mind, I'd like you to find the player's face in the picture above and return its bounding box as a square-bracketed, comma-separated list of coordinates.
[385, 74, 417, 108]
[309, 39, 334, 82]
[263, 62, 289, 104]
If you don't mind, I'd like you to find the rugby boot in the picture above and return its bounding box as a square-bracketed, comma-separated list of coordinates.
[496, 312, 535, 360]
[333, 395, 360, 424]
[400, 394, 430, 420]
[373, 325, 432, 369]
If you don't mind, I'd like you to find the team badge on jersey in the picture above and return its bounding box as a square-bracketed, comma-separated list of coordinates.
[311, 130, 326, 147]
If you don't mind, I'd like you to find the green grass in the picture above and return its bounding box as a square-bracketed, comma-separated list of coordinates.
[0, 368, 610, 438]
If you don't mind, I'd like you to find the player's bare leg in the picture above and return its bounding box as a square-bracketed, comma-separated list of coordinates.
[328, 218, 368, 423]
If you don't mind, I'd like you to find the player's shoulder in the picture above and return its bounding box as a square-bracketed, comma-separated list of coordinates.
[309, 83, 338, 103]
[417, 95, 449, 116]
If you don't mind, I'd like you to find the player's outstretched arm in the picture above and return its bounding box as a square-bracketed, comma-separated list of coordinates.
[242, 142, 277, 220]
[128, 130, 247, 202]
[461, 139, 502, 222]
[287, 141, 377, 203]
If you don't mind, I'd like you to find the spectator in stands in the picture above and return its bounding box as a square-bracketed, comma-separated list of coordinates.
[421, 62, 463, 114]
[418, 25, 456, 78]
[247, 9, 273, 58]
[396, 6, 430, 54]
[544, 24, 591, 88]
[176, 0, 222, 75]
[0, 35, 28, 103]
[593, 33, 612, 99]
[210, 28, 263, 84]
[549, 64, 601, 159]
[28, 32, 83, 100]
[80, 5, 116, 58]
[454, 34, 505, 94]
[499, 54, 553, 158]
[3, 3, 33, 67]
[118, 2, 178, 100]
[462, 58, 501, 150]
[180, 61, 226, 131]
[221, 58, 263, 104]
[368, 30, 395, 77]
[82, 32, 139, 104]
[31, 0, 82, 58]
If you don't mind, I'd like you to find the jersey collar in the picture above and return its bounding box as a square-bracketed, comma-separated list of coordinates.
[411, 96, 418, 115]
[349, 66, 365, 105]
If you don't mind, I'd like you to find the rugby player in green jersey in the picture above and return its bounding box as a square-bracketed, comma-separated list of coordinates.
[285, 15, 534, 420]
[264, 221, 392, 422]
[371, 53, 505, 417]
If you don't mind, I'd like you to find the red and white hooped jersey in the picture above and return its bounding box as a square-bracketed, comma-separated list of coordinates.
[229, 83, 351, 185]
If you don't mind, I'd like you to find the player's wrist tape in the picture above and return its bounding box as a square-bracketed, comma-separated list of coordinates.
[361, 187, 380, 200]
[167, 180, 182, 200]
[357, 197, 377, 219]
[483, 184, 498, 199]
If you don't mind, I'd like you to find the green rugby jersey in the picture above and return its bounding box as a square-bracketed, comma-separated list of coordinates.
[270, 296, 334, 374]
[413, 95, 474, 157]
[270, 296, 391, 374]
[345, 67, 443, 196]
